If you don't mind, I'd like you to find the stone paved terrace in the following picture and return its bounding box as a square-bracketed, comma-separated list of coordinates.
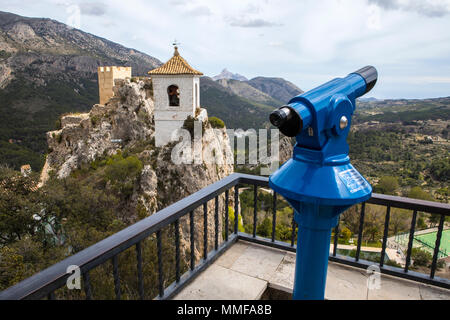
[174, 241, 450, 300]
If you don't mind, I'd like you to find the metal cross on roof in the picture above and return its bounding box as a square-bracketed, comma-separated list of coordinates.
[172, 39, 181, 48]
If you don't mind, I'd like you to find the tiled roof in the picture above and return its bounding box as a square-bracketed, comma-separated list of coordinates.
[148, 47, 203, 76]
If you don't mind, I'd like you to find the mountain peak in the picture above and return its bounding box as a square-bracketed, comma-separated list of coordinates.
[212, 68, 248, 82]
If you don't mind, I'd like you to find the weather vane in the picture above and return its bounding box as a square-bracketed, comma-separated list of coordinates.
[172, 39, 181, 48]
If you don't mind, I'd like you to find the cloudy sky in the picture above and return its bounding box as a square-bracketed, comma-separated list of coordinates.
[1, 0, 450, 99]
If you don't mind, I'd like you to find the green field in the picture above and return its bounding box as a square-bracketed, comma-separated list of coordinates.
[415, 229, 450, 256]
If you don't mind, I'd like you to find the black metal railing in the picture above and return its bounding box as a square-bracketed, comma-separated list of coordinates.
[0, 173, 449, 300]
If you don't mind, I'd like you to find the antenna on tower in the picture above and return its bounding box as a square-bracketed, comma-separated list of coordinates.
[172, 39, 181, 56]
[172, 39, 181, 48]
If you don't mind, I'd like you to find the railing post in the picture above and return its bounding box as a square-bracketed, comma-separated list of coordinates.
[430, 214, 445, 279]
[225, 190, 229, 242]
[380, 205, 391, 267]
[156, 230, 164, 298]
[112, 255, 121, 300]
[404, 210, 417, 273]
[82, 272, 92, 300]
[333, 218, 340, 257]
[253, 185, 258, 238]
[291, 215, 296, 247]
[272, 192, 277, 242]
[355, 203, 366, 262]
[234, 186, 239, 234]
[135, 242, 144, 299]
[175, 219, 180, 283]
[215, 196, 219, 251]
[203, 203, 208, 260]
[189, 211, 195, 271]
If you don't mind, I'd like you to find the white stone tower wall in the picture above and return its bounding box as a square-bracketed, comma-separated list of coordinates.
[153, 75, 201, 147]
[152, 74, 197, 113]
[193, 76, 200, 108]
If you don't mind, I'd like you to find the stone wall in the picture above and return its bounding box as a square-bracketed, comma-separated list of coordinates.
[97, 66, 132, 105]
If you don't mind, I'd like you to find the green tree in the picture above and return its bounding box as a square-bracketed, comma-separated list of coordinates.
[257, 217, 272, 238]
[228, 206, 244, 233]
[339, 227, 352, 243]
[340, 205, 362, 235]
[411, 248, 432, 267]
[408, 186, 433, 201]
[208, 116, 225, 129]
[389, 209, 410, 235]
[0, 167, 44, 246]
[374, 176, 399, 195]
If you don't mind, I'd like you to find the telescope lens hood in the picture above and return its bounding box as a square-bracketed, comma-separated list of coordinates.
[351, 66, 378, 94]
[270, 106, 302, 137]
[270, 108, 289, 127]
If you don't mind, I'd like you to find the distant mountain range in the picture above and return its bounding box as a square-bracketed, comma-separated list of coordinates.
[0, 11, 161, 170]
[212, 68, 248, 81]
[4, 11, 446, 173]
[201, 76, 303, 130]
[0, 11, 305, 170]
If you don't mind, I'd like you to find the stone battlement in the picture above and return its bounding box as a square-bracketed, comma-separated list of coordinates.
[98, 66, 132, 105]
[98, 66, 131, 73]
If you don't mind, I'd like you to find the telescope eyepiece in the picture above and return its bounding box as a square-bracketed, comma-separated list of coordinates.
[270, 105, 306, 137]
[270, 107, 291, 128]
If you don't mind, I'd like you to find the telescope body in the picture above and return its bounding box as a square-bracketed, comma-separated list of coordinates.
[269, 66, 377, 300]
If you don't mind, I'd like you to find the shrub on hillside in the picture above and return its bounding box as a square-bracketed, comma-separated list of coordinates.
[411, 248, 432, 267]
[209, 116, 225, 129]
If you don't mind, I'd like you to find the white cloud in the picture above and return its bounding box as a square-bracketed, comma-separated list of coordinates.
[79, 2, 106, 16]
[368, 0, 450, 17]
[268, 41, 283, 47]
[0, 0, 449, 98]
[226, 17, 283, 28]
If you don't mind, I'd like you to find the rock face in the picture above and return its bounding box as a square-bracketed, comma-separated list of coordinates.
[279, 135, 294, 165]
[44, 77, 234, 262]
[46, 78, 155, 178]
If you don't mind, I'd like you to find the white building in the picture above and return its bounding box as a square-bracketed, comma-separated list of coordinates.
[148, 46, 203, 147]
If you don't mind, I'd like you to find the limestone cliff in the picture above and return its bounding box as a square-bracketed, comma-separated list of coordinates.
[43, 77, 234, 261]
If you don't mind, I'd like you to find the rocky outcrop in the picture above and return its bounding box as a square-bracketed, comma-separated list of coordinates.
[43, 77, 234, 262]
[279, 135, 294, 165]
[46, 78, 155, 179]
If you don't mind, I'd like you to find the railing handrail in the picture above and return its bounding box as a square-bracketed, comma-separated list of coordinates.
[0, 173, 449, 299]
[367, 193, 450, 215]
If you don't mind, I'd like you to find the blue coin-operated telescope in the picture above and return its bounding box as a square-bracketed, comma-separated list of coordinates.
[269, 66, 377, 300]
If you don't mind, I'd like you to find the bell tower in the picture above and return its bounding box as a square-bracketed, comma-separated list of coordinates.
[148, 46, 203, 147]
